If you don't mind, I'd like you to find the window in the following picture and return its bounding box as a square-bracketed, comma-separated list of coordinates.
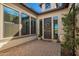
[21, 13, 30, 35]
[56, 3, 63, 8]
[53, 16, 58, 39]
[31, 17, 36, 34]
[45, 3, 51, 9]
[3, 6, 19, 37]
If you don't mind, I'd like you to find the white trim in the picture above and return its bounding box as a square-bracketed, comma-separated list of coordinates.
[4, 22, 19, 24]
[51, 17, 53, 40]
[36, 19, 39, 35]
[29, 16, 31, 35]
[0, 4, 4, 40]
[19, 11, 22, 37]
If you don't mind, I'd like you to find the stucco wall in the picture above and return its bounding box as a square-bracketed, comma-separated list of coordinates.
[38, 8, 69, 42]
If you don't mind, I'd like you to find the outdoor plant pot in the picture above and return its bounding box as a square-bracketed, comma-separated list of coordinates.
[38, 34, 42, 40]
[38, 37, 41, 40]
[75, 47, 79, 56]
[61, 48, 73, 56]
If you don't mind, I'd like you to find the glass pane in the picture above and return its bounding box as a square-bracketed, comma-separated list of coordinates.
[3, 6, 19, 37]
[31, 17, 36, 34]
[21, 13, 29, 35]
[53, 16, 58, 39]
[39, 20, 42, 37]
[45, 3, 51, 9]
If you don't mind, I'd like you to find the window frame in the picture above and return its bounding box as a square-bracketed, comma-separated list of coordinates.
[45, 3, 51, 10]
[2, 4, 37, 39]
[3, 5, 20, 38]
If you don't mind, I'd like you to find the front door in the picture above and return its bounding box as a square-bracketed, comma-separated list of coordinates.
[44, 17, 51, 39]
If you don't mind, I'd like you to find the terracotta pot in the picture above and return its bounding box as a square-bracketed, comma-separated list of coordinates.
[62, 48, 72, 56]
[38, 37, 41, 40]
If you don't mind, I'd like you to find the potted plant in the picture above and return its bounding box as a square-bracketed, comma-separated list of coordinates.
[38, 34, 42, 40]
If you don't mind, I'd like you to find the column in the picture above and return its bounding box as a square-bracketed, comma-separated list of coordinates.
[42, 19, 44, 39]
[19, 12, 21, 37]
[36, 19, 39, 38]
[58, 15, 63, 42]
[29, 16, 31, 35]
[51, 17, 54, 41]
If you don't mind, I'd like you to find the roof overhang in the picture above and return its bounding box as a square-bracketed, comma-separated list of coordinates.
[39, 3, 69, 15]
[20, 3, 69, 15]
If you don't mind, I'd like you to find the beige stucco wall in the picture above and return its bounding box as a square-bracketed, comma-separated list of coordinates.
[41, 4, 45, 12]
[38, 8, 69, 42]
[0, 3, 38, 51]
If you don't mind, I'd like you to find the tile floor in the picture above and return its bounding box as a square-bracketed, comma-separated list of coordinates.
[0, 40, 61, 56]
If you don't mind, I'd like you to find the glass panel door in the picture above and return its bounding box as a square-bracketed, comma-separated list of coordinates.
[44, 17, 51, 39]
[39, 20, 42, 37]
[21, 13, 30, 35]
[31, 17, 36, 34]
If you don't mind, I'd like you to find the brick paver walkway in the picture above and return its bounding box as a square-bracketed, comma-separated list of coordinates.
[0, 40, 61, 56]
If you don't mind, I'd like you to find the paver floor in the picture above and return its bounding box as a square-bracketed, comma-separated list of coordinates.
[0, 40, 61, 56]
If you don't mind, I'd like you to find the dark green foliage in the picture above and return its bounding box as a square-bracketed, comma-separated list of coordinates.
[62, 4, 79, 55]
